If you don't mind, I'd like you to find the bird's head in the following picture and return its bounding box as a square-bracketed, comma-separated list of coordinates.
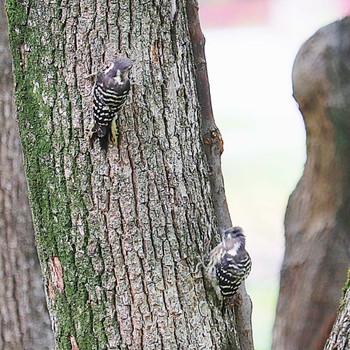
[222, 226, 246, 251]
[104, 57, 135, 85]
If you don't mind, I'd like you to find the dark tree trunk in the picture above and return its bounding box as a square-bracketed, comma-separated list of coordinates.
[5, 1, 253, 349]
[273, 17, 350, 350]
[0, 2, 54, 349]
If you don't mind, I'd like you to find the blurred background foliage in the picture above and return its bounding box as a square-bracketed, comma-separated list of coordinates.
[198, 1, 349, 349]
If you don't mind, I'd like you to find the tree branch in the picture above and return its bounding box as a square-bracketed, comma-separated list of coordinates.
[185, 0, 229, 229]
[185, 1, 254, 349]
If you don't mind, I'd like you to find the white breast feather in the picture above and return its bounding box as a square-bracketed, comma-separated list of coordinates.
[227, 242, 241, 257]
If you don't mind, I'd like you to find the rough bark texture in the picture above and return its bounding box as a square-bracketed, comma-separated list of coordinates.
[324, 274, 350, 349]
[273, 17, 350, 350]
[5, 1, 247, 349]
[185, 2, 253, 349]
[0, 2, 54, 349]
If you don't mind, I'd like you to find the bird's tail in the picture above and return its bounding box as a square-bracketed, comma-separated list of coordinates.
[99, 132, 110, 151]
[90, 123, 110, 151]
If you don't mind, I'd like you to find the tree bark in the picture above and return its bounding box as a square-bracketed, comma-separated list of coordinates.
[6, 1, 252, 349]
[324, 275, 350, 349]
[273, 17, 350, 350]
[0, 2, 54, 349]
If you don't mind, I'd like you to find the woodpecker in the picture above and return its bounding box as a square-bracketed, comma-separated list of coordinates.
[206, 226, 251, 302]
[89, 57, 134, 150]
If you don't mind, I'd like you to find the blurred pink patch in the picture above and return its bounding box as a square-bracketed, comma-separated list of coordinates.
[199, 0, 269, 28]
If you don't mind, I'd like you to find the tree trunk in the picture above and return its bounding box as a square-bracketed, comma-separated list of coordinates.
[6, 1, 252, 349]
[0, 2, 54, 349]
[273, 17, 350, 350]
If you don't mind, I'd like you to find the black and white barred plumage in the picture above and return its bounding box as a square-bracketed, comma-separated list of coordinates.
[207, 226, 251, 300]
[90, 57, 134, 150]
